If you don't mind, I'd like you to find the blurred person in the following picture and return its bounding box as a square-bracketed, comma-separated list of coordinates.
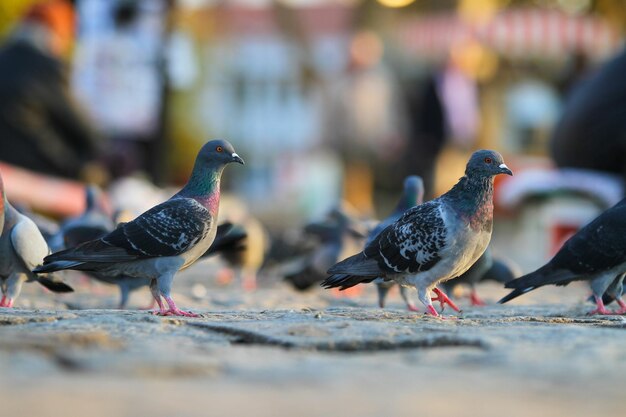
[550, 47, 626, 187]
[324, 31, 408, 214]
[72, 0, 168, 181]
[402, 59, 479, 199]
[0, 0, 104, 181]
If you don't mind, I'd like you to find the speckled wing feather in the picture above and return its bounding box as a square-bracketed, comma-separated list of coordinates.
[365, 201, 447, 275]
[44, 198, 213, 264]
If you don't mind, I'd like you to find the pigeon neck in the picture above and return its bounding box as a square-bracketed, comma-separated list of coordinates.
[178, 163, 224, 213]
[395, 191, 419, 213]
[445, 175, 494, 230]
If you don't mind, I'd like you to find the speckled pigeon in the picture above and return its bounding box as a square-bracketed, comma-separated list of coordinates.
[499, 198, 626, 315]
[89, 222, 247, 309]
[370, 175, 424, 311]
[322, 150, 513, 317]
[440, 247, 515, 306]
[34, 139, 244, 316]
[0, 173, 74, 308]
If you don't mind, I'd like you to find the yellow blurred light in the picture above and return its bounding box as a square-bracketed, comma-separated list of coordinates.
[376, 0, 416, 9]
[458, 0, 507, 23]
[451, 40, 499, 82]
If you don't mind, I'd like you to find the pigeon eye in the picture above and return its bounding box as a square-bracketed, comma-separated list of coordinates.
[484, 157, 492, 164]
[216, 146, 223, 153]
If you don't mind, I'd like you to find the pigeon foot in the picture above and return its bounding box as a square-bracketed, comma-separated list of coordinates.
[588, 296, 612, 315]
[610, 299, 626, 315]
[407, 304, 420, 312]
[424, 305, 439, 316]
[0, 297, 14, 308]
[469, 291, 486, 306]
[432, 288, 462, 313]
[154, 308, 200, 317]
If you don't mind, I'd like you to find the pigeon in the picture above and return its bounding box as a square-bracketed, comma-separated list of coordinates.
[499, 198, 626, 315]
[33, 139, 244, 316]
[59, 185, 115, 249]
[0, 173, 74, 308]
[284, 208, 365, 291]
[322, 150, 513, 316]
[370, 175, 424, 311]
[212, 216, 267, 290]
[440, 247, 515, 306]
[86, 222, 247, 309]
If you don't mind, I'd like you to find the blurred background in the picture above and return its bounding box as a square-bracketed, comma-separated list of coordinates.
[1, 0, 625, 279]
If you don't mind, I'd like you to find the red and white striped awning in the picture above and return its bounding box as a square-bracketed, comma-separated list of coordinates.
[398, 9, 621, 60]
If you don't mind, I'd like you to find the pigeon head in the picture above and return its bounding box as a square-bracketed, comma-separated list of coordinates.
[403, 175, 424, 203]
[465, 150, 512, 178]
[178, 139, 244, 204]
[197, 139, 245, 167]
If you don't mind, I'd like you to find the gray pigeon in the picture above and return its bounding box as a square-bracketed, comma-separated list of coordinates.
[284, 208, 365, 291]
[499, 198, 626, 315]
[369, 175, 424, 311]
[322, 150, 512, 317]
[0, 173, 74, 308]
[58, 185, 115, 249]
[87, 222, 247, 309]
[34, 139, 244, 316]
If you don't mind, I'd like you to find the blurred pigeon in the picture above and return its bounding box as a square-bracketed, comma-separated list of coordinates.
[499, 198, 626, 315]
[58, 185, 114, 249]
[0, 173, 73, 307]
[34, 139, 244, 316]
[284, 208, 364, 291]
[212, 216, 267, 290]
[13, 203, 59, 244]
[440, 248, 515, 306]
[322, 150, 513, 316]
[371, 176, 424, 311]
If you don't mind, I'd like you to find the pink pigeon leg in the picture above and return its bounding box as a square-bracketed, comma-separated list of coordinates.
[611, 298, 626, 315]
[407, 303, 420, 312]
[0, 295, 6, 307]
[588, 296, 612, 315]
[158, 296, 200, 317]
[469, 290, 487, 306]
[5, 298, 14, 308]
[431, 287, 462, 313]
[424, 304, 439, 316]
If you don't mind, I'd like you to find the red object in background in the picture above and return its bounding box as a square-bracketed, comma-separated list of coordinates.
[550, 224, 578, 257]
[0, 162, 86, 217]
[330, 286, 363, 298]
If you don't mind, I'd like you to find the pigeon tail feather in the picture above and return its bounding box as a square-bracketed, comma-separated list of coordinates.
[326, 252, 380, 276]
[321, 273, 378, 290]
[34, 260, 88, 274]
[36, 275, 74, 293]
[499, 265, 574, 303]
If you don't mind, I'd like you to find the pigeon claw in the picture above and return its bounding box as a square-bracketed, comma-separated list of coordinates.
[588, 296, 612, 315]
[431, 288, 462, 313]
[407, 304, 420, 312]
[424, 305, 439, 317]
[151, 308, 200, 317]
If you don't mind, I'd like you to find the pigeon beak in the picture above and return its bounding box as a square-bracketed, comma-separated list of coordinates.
[498, 163, 513, 176]
[231, 153, 245, 165]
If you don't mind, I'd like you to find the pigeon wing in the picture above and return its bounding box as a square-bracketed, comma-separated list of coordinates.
[365, 201, 447, 274]
[45, 198, 213, 263]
